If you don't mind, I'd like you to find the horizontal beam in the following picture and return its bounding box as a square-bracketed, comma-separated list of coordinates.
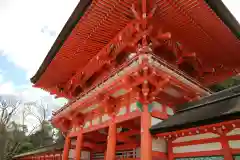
[173, 150, 223, 158]
[116, 143, 139, 151]
[69, 111, 141, 137]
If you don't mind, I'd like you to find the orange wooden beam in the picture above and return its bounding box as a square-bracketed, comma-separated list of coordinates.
[117, 134, 136, 144]
[116, 143, 139, 151]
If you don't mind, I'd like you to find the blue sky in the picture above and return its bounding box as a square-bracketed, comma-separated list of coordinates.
[0, 0, 80, 100]
[0, 55, 27, 85]
[0, 0, 80, 128]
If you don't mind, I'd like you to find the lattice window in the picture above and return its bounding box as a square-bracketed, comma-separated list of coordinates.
[175, 156, 224, 160]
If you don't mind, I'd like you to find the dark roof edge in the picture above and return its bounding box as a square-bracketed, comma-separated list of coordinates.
[13, 143, 64, 158]
[178, 86, 240, 113]
[150, 113, 239, 135]
[205, 0, 240, 39]
[30, 0, 92, 84]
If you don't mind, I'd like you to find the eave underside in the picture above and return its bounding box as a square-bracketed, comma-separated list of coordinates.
[31, 0, 240, 99]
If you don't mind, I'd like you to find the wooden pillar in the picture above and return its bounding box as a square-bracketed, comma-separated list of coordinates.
[220, 133, 233, 160]
[62, 136, 71, 160]
[104, 151, 107, 160]
[141, 104, 152, 160]
[168, 140, 174, 160]
[90, 151, 93, 160]
[75, 129, 83, 160]
[106, 118, 117, 160]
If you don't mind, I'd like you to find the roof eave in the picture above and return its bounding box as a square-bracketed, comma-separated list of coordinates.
[150, 113, 239, 135]
[205, 0, 240, 39]
[30, 0, 92, 84]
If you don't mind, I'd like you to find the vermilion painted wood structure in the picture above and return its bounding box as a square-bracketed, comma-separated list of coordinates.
[16, 0, 240, 159]
[150, 85, 240, 160]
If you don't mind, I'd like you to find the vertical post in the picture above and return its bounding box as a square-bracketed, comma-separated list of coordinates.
[106, 118, 117, 160]
[141, 104, 152, 160]
[75, 129, 83, 160]
[168, 140, 174, 160]
[90, 151, 93, 160]
[220, 133, 233, 160]
[62, 136, 71, 160]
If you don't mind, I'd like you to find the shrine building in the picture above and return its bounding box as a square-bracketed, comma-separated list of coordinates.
[15, 0, 240, 159]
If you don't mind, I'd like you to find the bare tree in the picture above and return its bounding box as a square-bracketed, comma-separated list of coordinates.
[0, 95, 24, 160]
[23, 100, 54, 147]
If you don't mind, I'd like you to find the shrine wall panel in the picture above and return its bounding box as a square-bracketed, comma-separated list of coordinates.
[173, 142, 222, 153]
[152, 137, 167, 152]
[173, 133, 220, 143]
[227, 128, 240, 149]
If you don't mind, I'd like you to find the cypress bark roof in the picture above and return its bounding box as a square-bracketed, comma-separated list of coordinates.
[150, 85, 240, 134]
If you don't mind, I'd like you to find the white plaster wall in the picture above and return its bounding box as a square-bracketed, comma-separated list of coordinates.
[130, 102, 137, 112]
[173, 142, 222, 153]
[152, 101, 162, 112]
[151, 117, 163, 126]
[173, 133, 219, 143]
[68, 150, 90, 159]
[92, 117, 100, 125]
[84, 121, 90, 128]
[102, 114, 110, 122]
[226, 128, 240, 149]
[152, 137, 167, 152]
[81, 151, 90, 160]
[117, 106, 127, 116]
[136, 147, 140, 158]
[229, 140, 240, 149]
[69, 149, 75, 158]
[227, 128, 240, 136]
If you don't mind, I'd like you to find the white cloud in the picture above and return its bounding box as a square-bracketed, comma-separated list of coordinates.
[0, 0, 80, 79]
[0, 81, 16, 95]
[222, 0, 240, 23]
[0, 0, 77, 127]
